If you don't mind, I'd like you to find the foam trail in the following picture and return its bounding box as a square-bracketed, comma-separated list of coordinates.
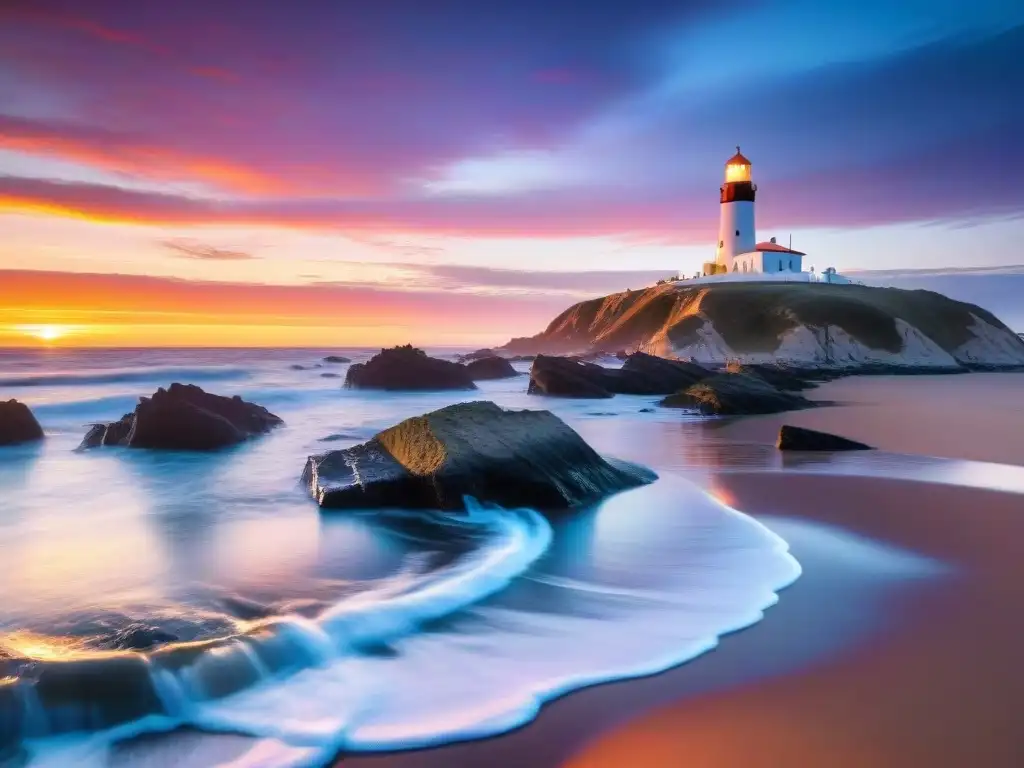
[154, 482, 805, 764]
[316, 501, 554, 644]
[17, 499, 554, 767]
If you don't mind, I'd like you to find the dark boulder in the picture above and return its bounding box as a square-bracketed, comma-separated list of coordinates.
[81, 414, 133, 449]
[725, 362, 818, 392]
[303, 401, 655, 511]
[528, 353, 711, 398]
[527, 355, 613, 398]
[0, 400, 44, 446]
[459, 348, 497, 362]
[777, 425, 872, 451]
[79, 384, 283, 451]
[344, 345, 476, 391]
[465, 356, 519, 380]
[322, 355, 351, 364]
[660, 373, 814, 415]
[620, 352, 711, 393]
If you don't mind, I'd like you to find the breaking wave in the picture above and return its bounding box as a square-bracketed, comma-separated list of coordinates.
[1, 479, 802, 768]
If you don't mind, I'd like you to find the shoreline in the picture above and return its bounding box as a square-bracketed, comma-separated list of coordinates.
[704, 371, 1024, 466]
[339, 373, 1024, 768]
[340, 471, 1024, 768]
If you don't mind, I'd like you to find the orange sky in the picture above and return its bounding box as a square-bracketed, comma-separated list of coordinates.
[3, 3, 1022, 347]
[0, 269, 569, 348]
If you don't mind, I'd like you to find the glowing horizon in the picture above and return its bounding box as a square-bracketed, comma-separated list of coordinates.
[1, 2, 1022, 347]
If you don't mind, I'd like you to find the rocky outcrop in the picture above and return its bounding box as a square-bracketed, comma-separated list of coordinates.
[621, 352, 711, 391]
[660, 373, 814, 415]
[303, 401, 655, 511]
[777, 425, 872, 451]
[465, 356, 519, 380]
[322, 355, 351, 364]
[345, 345, 476, 391]
[501, 282, 1024, 370]
[527, 356, 613, 398]
[0, 400, 44, 446]
[79, 384, 283, 451]
[724, 362, 821, 391]
[527, 353, 712, 399]
[459, 348, 497, 362]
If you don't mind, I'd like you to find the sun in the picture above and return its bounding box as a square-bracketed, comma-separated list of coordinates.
[36, 326, 63, 342]
[15, 325, 71, 344]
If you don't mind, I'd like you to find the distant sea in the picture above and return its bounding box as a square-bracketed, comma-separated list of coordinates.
[0, 347, 806, 766]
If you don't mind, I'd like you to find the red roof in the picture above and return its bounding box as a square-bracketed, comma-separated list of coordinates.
[756, 241, 805, 256]
[726, 146, 751, 166]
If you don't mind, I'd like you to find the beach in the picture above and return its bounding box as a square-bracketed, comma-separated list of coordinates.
[2, 351, 1023, 766]
[344, 373, 1024, 768]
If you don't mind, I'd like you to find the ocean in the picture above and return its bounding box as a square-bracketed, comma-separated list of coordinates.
[0, 346, 960, 767]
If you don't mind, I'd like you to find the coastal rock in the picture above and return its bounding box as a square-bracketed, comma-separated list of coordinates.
[303, 401, 655, 511]
[459, 348, 497, 362]
[502, 282, 1024, 371]
[0, 400, 44, 446]
[322, 355, 351, 364]
[660, 373, 813, 415]
[527, 356, 613, 398]
[621, 352, 711, 392]
[344, 345, 476, 391]
[465, 356, 519, 380]
[79, 384, 283, 451]
[777, 425, 873, 451]
[527, 353, 711, 398]
[724, 362, 820, 391]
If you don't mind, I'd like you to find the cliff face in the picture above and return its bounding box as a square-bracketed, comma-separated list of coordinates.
[502, 282, 1024, 369]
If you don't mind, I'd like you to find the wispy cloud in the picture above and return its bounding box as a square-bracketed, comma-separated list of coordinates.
[161, 238, 256, 261]
[0, 114, 282, 195]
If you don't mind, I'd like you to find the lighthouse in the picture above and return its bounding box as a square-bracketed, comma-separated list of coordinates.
[688, 147, 826, 281]
[715, 146, 756, 273]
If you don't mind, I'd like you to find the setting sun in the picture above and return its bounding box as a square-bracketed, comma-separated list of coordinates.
[14, 324, 72, 343]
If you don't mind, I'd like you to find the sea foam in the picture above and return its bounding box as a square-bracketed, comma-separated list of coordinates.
[16, 477, 802, 768]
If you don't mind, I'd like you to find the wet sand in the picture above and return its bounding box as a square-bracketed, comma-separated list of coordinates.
[565, 473, 1024, 768]
[343, 374, 1024, 768]
[711, 372, 1024, 465]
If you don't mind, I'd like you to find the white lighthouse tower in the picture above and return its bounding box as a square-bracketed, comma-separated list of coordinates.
[714, 147, 756, 273]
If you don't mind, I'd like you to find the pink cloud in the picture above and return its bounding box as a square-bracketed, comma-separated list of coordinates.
[188, 65, 239, 84]
[3, 5, 168, 55]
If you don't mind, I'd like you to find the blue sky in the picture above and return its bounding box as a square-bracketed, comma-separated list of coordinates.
[0, 0, 1022, 344]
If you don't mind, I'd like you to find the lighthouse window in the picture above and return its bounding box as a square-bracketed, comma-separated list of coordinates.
[719, 240, 723, 248]
[735, 229, 740, 236]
